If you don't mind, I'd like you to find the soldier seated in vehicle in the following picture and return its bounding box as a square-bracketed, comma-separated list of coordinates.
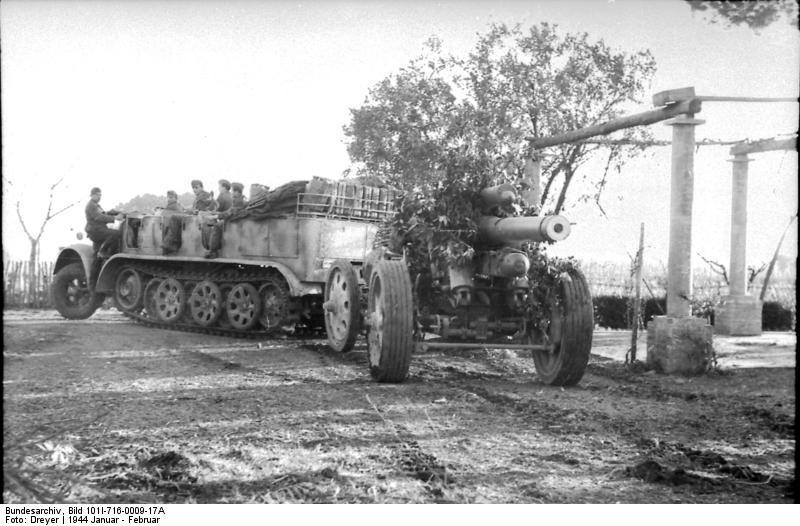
[191, 180, 217, 212]
[84, 187, 123, 257]
[217, 179, 233, 213]
[164, 190, 186, 212]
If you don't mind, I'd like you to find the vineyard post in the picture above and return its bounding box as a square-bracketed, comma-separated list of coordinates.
[629, 223, 645, 363]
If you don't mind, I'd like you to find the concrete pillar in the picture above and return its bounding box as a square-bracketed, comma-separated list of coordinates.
[665, 114, 704, 317]
[714, 154, 763, 335]
[646, 113, 714, 375]
[728, 154, 750, 296]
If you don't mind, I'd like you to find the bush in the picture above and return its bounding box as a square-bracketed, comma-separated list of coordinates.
[593, 295, 629, 329]
[595, 294, 795, 332]
[762, 301, 795, 331]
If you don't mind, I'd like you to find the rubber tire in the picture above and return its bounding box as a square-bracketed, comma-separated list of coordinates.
[188, 280, 223, 327]
[225, 283, 262, 330]
[324, 260, 362, 352]
[366, 260, 413, 383]
[51, 262, 101, 320]
[532, 269, 594, 386]
[113, 267, 143, 312]
[154, 278, 186, 324]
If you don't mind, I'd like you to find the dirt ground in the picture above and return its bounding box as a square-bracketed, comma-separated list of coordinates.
[3, 309, 796, 503]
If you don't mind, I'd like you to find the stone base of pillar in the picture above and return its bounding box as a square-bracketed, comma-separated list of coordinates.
[646, 316, 714, 375]
[714, 295, 763, 336]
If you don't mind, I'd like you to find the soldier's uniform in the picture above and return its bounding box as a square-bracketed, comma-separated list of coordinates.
[193, 190, 217, 212]
[191, 179, 217, 212]
[230, 182, 248, 212]
[85, 188, 121, 254]
[217, 179, 233, 213]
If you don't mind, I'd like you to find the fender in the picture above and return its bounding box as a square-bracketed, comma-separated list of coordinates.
[54, 244, 97, 285]
[94, 254, 320, 296]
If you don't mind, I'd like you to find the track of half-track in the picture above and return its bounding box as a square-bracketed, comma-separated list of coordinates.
[115, 260, 322, 340]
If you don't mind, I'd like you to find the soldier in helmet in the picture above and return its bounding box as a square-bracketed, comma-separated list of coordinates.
[84, 187, 123, 255]
[191, 180, 217, 212]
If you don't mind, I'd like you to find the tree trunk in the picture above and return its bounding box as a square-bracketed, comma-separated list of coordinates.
[27, 240, 38, 308]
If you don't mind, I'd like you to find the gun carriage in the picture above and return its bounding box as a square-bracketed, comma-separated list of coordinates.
[51, 178, 593, 386]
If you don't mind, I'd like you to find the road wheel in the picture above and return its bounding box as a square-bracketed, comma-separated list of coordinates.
[154, 278, 186, 324]
[188, 280, 223, 327]
[259, 278, 290, 331]
[324, 260, 362, 352]
[51, 262, 100, 320]
[366, 260, 413, 383]
[226, 283, 262, 330]
[532, 269, 593, 386]
[113, 267, 143, 312]
[143, 278, 162, 320]
[217, 284, 233, 328]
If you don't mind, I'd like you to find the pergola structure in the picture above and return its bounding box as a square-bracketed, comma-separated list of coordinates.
[527, 87, 796, 373]
[715, 136, 797, 336]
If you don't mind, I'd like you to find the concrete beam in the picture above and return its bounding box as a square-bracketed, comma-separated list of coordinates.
[652, 87, 696, 107]
[730, 136, 797, 155]
[527, 98, 702, 149]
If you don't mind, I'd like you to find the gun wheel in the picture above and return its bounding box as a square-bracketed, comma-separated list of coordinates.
[154, 278, 186, 324]
[532, 269, 593, 386]
[366, 260, 413, 383]
[188, 280, 223, 327]
[226, 283, 262, 330]
[113, 267, 143, 312]
[324, 260, 361, 352]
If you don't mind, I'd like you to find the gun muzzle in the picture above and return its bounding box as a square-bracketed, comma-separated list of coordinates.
[477, 215, 571, 245]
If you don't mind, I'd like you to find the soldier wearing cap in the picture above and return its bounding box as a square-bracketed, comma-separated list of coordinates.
[231, 182, 248, 212]
[191, 180, 217, 212]
[217, 179, 233, 213]
[84, 187, 122, 252]
[164, 190, 185, 212]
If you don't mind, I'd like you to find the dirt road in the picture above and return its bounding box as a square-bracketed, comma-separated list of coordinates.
[3, 310, 795, 503]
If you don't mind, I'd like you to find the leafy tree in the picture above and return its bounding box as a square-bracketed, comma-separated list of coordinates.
[345, 23, 656, 223]
[685, 0, 799, 31]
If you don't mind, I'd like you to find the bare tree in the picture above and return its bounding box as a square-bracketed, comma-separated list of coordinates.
[13, 178, 79, 305]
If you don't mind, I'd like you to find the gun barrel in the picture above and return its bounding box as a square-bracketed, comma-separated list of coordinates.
[477, 215, 571, 245]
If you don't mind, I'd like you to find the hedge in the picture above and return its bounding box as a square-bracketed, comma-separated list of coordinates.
[592, 295, 795, 331]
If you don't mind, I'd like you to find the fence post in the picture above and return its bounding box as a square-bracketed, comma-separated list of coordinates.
[629, 223, 645, 363]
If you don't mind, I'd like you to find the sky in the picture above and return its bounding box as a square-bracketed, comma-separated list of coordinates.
[1, 0, 798, 270]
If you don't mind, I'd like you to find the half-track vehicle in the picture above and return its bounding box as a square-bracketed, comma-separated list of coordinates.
[52, 177, 593, 385]
[51, 178, 397, 338]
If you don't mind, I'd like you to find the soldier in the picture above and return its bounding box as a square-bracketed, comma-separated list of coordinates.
[217, 179, 233, 213]
[164, 190, 185, 212]
[191, 180, 217, 212]
[231, 182, 248, 211]
[84, 187, 122, 254]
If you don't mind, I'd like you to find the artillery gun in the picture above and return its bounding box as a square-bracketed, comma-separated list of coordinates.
[325, 183, 594, 385]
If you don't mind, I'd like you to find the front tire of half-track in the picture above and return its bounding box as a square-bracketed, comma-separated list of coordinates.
[51, 262, 103, 320]
[532, 269, 593, 386]
[366, 260, 414, 383]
